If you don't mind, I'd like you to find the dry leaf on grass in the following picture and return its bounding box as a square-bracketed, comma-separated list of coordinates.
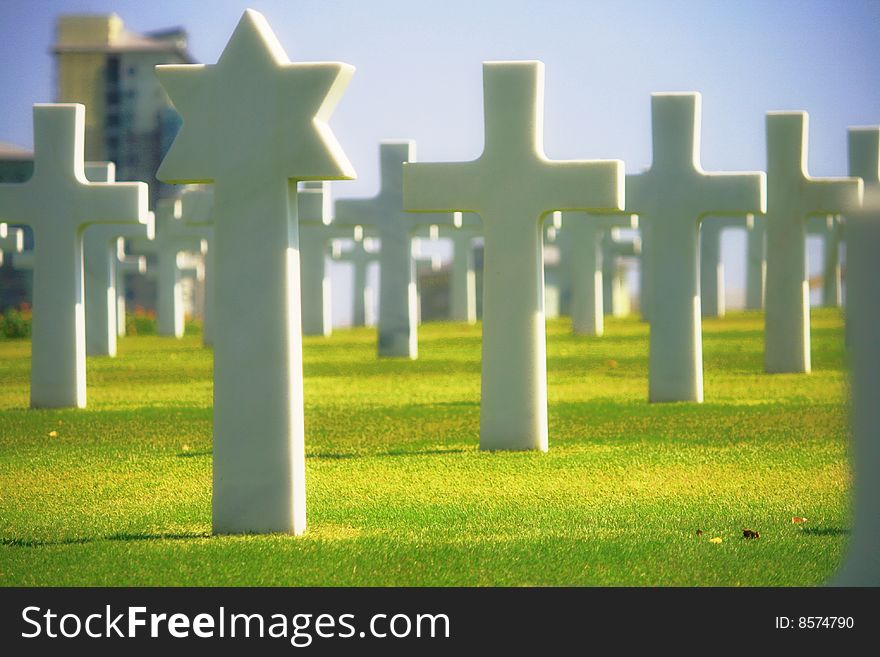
[742, 529, 760, 539]
[48, 430, 57, 438]
[709, 537, 722, 544]
[791, 517, 808, 524]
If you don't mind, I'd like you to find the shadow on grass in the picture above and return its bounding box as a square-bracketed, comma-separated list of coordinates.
[311, 447, 470, 460]
[799, 527, 850, 537]
[1, 531, 211, 548]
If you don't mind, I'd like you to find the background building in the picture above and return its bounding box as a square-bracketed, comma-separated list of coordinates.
[53, 13, 191, 205]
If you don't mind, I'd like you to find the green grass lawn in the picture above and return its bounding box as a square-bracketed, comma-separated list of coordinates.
[0, 309, 851, 586]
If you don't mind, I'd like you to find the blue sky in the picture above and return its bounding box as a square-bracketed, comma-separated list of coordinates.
[1, 0, 878, 319]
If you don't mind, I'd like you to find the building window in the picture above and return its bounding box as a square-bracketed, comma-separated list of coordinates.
[106, 56, 120, 84]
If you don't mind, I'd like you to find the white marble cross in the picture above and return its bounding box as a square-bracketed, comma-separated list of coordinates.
[566, 212, 637, 336]
[763, 112, 862, 374]
[404, 61, 623, 450]
[298, 181, 361, 337]
[178, 188, 215, 345]
[83, 162, 155, 356]
[835, 126, 880, 585]
[115, 248, 147, 337]
[628, 93, 765, 402]
[601, 230, 640, 317]
[0, 104, 148, 407]
[331, 237, 378, 327]
[0, 222, 24, 266]
[156, 9, 355, 535]
[336, 141, 456, 358]
[699, 215, 752, 318]
[806, 214, 842, 308]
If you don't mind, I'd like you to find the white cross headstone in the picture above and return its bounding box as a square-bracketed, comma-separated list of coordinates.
[331, 237, 378, 327]
[628, 93, 765, 402]
[156, 9, 355, 534]
[601, 230, 640, 317]
[115, 248, 147, 337]
[177, 188, 215, 345]
[700, 215, 752, 318]
[404, 61, 623, 450]
[0, 222, 24, 266]
[83, 162, 155, 356]
[298, 181, 361, 336]
[566, 212, 637, 336]
[763, 112, 862, 374]
[0, 104, 149, 407]
[806, 214, 843, 308]
[835, 126, 880, 586]
[336, 141, 456, 358]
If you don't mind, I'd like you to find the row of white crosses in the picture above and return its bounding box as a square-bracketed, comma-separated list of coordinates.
[3, 10, 875, 579]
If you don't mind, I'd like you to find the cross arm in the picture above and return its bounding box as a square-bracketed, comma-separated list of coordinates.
[403, 161, 482, 213]
[537, 160, 624, 215]
[805, 176, 863, 216]
[76, 181, 150, 226]
[698, 171, 766, 217]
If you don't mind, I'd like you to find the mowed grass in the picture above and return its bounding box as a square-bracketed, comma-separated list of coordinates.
[0, 309, 851, 586]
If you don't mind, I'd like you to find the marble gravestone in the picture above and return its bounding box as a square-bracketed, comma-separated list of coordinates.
[699, 215, 752, 318]
[177, 187, 216, 346]
[0, 104, 149, 408]
[404, 61, 623, 451]
[331, 237, 378, 327]
[835, 126, 880, 586]
[335, 141, 456, 359]
[566, 212, 637, 336]
[298, 181, 361, 337]
[156, 9, 355, 535]
[115, 248, 147, 336]
[628, 93, 765, 403]
[0, 222, 24, 266]
[176, 250, 206, 321]
[83, 162, 155, 357]
[601, 229, 640, 317]
[763, 112, 862, 374]
[806, 214, 842, 308]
